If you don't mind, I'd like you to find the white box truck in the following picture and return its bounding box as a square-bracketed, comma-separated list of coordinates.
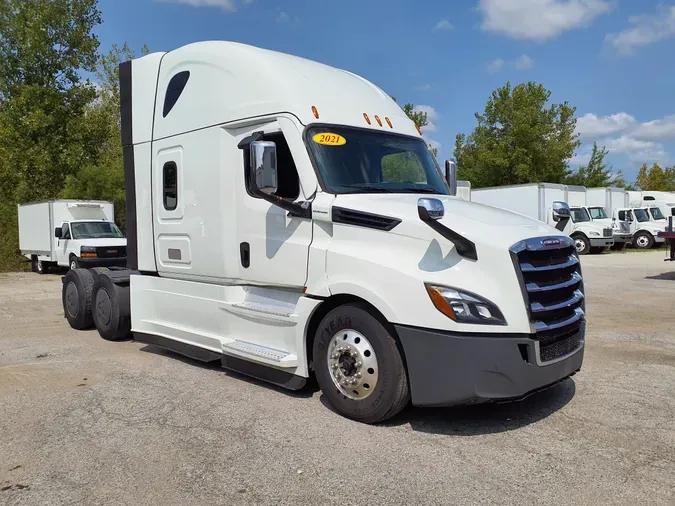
[18, 200, 127, 273]
[472, 183, 613, 255]
[570, 186, 632, 250]
[60, 41, 585, 424]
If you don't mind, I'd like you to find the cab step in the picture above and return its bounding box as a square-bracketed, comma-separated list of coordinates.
[222, 340, 298, 367]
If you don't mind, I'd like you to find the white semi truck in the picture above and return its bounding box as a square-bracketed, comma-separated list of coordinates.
[613, 207, 667, 249]
[60, 41, 585, 424]
[568, 186, 632, 250]
[18, 200, 127, 273]
[472, 183, 613, 255]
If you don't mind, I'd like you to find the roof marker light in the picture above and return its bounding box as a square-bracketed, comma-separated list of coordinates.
[385, 117, 393, 128]
[312, 106, 319, 119]
[363, 113, 371, 125]
[374, 115, 383, 127]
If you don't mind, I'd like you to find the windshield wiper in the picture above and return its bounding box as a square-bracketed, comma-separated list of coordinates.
[398, 187, 441, 194]
[339, 185, 394, 193]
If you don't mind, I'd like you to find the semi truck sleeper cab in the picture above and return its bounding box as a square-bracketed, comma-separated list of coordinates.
[61, 41, 585, 424]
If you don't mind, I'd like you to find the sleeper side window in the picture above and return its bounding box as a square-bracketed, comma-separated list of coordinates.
[644, 196, 655, 201]
[163, 71, 190, 118]
[245, 132, 300, 200]
[163, 162, 178, 210]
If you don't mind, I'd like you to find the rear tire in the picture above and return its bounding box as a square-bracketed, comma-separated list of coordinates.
[62, 269, 95, 330]
[633, 231, 654, 249]
[572, 234, 591, 255]
[36, 258, 49, 275]
[91, 273, 131, 341]
[312, 304, 410, 424]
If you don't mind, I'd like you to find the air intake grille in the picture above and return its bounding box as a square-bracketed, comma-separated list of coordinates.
[332, 207, 401, 231]
[511, 237, 585, 364]
[96, 246, 127, 258]
[603, 228, 613, 238]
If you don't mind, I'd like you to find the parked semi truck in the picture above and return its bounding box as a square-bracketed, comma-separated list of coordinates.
[567, 186, 632, 250]
[613, 207, 667, 249]
[628, 190, 675, 218]
[18, 200, 127, 273]
[61, 41, 585, 424]
[472, 183, 613, 255]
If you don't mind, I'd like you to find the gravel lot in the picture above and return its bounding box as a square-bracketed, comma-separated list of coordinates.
[1, 251, 674, 505]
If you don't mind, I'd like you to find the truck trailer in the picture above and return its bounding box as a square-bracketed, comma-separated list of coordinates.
[18, 200, 127, 273]
[60, 41, 586, 424]
[472, 183, 613, 255]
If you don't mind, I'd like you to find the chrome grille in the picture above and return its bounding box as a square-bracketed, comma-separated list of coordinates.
[510, 236, 585, 364]
[603, 228, 613, 238]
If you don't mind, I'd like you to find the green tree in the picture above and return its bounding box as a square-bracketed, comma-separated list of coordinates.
[566, 142, 626, 187]
[0, 0, 102, 270]
[61, 43, 149, 231]
[635, 163, 675, 191]
[453, 81, 580, 188]
[391, 97, 438, 158]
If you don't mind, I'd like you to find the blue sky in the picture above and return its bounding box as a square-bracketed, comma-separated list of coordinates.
[96, 0, 675, 182]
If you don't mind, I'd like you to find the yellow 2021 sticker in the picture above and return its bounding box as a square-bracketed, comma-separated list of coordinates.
[313, 133, 346, 146]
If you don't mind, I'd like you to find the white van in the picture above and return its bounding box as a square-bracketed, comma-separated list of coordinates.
[18, 200, 127, 273]
[60, 41, 585, 424]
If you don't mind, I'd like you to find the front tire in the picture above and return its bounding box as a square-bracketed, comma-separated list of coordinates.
[312, 304, 410, 424]
[572, 234, 591, 255]
[70, 256, 79, 271]
[633, 231, 654, 249]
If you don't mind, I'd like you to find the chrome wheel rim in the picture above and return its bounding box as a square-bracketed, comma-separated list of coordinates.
[71, 260, 77, 270]
[37, 260, 43, 272]
[574, 239, 585, 253]
[327, 329, 378, 400]
[636, 236, 649, 248]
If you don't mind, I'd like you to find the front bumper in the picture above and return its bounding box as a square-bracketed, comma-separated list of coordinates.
[612, 234, 632, 244]
[655, 235, 666, 244]
[78, 256, 127, 268]
[395, 324, 584, 407]
[589, 237, 613, 248]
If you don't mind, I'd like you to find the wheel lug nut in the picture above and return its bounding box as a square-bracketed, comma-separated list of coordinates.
[355, 361, 362, 367]
[351, 351, 358, 358]
[331, 363, 338, 369]
[331, 353, 339, 359]
[355, 372, 362, 379]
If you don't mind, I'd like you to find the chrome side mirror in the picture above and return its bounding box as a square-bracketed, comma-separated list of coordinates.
[445, 160, 457, 196]
[418, 198, 444, 221]
[250, 141, 278, 195]
[552, 201, 571, 221]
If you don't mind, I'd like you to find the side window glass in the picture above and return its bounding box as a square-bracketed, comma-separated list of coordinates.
[163, 71, 190, 118]
[618, 211, 625, 221]
[62, 223, 71, 239]
[163, 162, 178, 210]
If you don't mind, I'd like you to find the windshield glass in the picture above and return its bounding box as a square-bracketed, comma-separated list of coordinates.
[634, 209, 649, 222]
[306, 126, 449, 195]
[71, 221, 124, 239]
[650, 207, 665, 220]
[588, 207, 608, 219]
[570, 208, 591, 222]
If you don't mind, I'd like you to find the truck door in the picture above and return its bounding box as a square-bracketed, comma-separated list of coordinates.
[236, 121, 312, 288]
[56, 222, 71, 266]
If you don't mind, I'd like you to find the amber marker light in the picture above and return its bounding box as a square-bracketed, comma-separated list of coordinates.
[363, 113, 371, 125]
[425, 285, 457, 321]
[312, 106, 319, 119]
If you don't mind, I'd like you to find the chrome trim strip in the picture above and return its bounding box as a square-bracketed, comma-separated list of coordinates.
[531, 290, 584, 313]
[526, 272, 582, 293]
[520, 255, 579, 272]
[534, 308, 585, 332]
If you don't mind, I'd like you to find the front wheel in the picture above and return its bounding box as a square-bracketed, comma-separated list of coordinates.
[633, 232, 654, 249]
[572, 235, 591, 255]
[312, 304, 410, 424]
[70, 256, 80, 271]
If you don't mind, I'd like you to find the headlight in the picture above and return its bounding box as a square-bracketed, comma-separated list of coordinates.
[80, 246, 97, 258]
[425, 284, 506, 325]
[589, 231, 600, 237]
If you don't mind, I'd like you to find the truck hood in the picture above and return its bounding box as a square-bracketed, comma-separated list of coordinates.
[333, 193, 564, 248]
[77, 238, 127, 247]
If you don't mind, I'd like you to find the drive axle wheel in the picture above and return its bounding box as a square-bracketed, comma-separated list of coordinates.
[91, 274, 131, 341]
[633, 231, 654, 250]
[62, 268, 95, 330]
[313, 304, 409, 424]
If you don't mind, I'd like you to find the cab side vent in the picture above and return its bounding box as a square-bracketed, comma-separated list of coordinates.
[332, 207, 401, 231]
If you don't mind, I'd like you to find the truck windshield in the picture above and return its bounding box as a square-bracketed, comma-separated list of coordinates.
[588, 207, 608, 219]
[71, 221, 124, 239]
[649, 207, 665, 220]
[306, 126, 449, 195]
[634, 209, 650, 222]
[570, 208, 591, 222]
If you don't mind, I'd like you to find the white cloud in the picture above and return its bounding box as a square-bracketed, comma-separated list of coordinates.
[413, 105, 439, 133]
[276, 11, 290, 23]
[487, 54, 533, 73]
[487, 58, 505, 73]
[161, 0, 237, 11]
[574, 112, 675, 166]
[605, 5, 675, 57]
[433, 19, 454, 32]
[479, 0, 612, 41]
[575, 112, 637, 138]
[414, 84, 432, 92]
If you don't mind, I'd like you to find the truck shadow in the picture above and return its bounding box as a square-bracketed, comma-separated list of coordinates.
[382, 378, 576, 436]
[645, 272, 675, 281]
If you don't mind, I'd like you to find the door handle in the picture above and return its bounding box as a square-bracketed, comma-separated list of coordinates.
[240, 242, 250, 268]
